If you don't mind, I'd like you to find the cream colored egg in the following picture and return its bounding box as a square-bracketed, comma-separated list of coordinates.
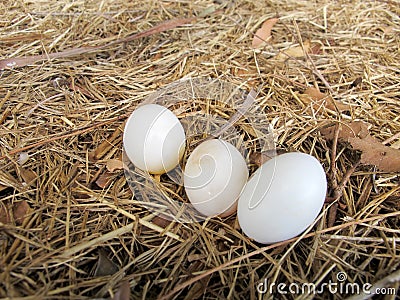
[123, 104, 186, 174]
[238, 152, 327, 244]
[184, 139, 248, 217]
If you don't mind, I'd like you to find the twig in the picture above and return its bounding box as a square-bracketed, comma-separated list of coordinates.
[327, 124, 340, 227]
[209, 88, 258, 139]
[332, 159, 361, 201]
[0, 17, 196, 70]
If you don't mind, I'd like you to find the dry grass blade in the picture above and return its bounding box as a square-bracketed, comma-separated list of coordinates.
[1, 0, 399, 299]
[0, 17, 196, 70]
[159, 212, 400, 299]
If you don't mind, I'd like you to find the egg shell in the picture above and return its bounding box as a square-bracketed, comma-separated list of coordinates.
[238, 152, 327, 244]
[184, 139, 249, 217]
[123, 104, 186, 174]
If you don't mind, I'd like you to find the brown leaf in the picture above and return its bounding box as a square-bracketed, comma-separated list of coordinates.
[113, 280, 130, 300]
[152, 216, 172, 228]
[321, 122, 400, 172]
[275, 40, 311, 61]
[95, 171, 115, 189]
[0, 201, 30, 224]
[348, 135, 400, 172]
[0, 183, 9, 192]
[320, 121, 370, 140]
[300, 87, 351, 112]
[310, 43, 322, 54]
[106, 159, 123, 172]
[249, 152, 272, 167]
[13, 201, 30, 225]
[0, 205, 10, 224]
[252, 18, 279, 48]
[20, 168, 38, 186]
[94, 249, 119, 277]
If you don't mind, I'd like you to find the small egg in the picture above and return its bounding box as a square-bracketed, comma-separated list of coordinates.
[123, 104, 186, 174]
[238, 152, 327, 244]
[184, 139, 249, 217]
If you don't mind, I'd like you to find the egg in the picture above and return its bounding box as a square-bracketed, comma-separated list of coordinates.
[184, 139, 249, 217]
[123, 104, 186, 174]
[237, 152, 327, 244]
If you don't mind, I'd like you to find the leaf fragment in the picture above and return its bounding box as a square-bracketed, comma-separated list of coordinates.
[106, 159, 123, 172]
[275, 40, 312, 61]
[95, 171, 115, 189]
[20, 168, 38, 186]
[321, 122, 400, 172]
[0, 201, 30, 224]
[94, 249, 119, 277]
[249, 152, 271, 167]
[300, 87, 351, 112]
[113, 280, 130, 300]
[13, 201, 30, 224]
[252, 18, 279, 48]
[0, 183, 8, 192]
[0, 205, 10, 224]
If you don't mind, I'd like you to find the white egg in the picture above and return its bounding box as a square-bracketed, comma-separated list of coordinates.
[184, 139, 249, 217]
[123, 104, 186, 174]
[238, 152, 327, 244]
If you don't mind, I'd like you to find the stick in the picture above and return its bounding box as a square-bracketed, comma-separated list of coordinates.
[0, 17, 196, 70]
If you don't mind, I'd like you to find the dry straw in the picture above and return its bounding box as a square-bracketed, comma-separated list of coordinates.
[1, 0, 399, 299]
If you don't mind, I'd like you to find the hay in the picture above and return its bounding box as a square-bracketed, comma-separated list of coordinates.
[1, 0, 399, 299]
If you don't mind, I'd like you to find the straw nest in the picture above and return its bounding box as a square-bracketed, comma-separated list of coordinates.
[1, 0, 399, 299]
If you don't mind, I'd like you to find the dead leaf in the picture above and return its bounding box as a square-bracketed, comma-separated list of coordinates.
[321, 122, 400, 172]
[152, 216, 172, 228]
[275, 40, 311, 61]
[249, 152, 272, 167]
[13, 201, 30, 225]
[0, 205, 10, 223]
[320, 121, 370, 140]
[300, 87, 351, 112]
[252, 18, 279, 48]
[94, 249, 119, 277]
[113, 280, 130, 300]
[0, 183, 9, 192]
[106, 159, 123, 172]
[348, 135, 400, 172]
[310, 43, 322, 54]
[95, 171, 115, 189]
[0, 201, 30, 224]
[20, 168, 37, 186]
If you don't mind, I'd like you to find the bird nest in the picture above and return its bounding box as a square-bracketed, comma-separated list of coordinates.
[1, 0, 399, 299]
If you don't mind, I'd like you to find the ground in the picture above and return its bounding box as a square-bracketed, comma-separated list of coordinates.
[0, 0, 399, 299]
